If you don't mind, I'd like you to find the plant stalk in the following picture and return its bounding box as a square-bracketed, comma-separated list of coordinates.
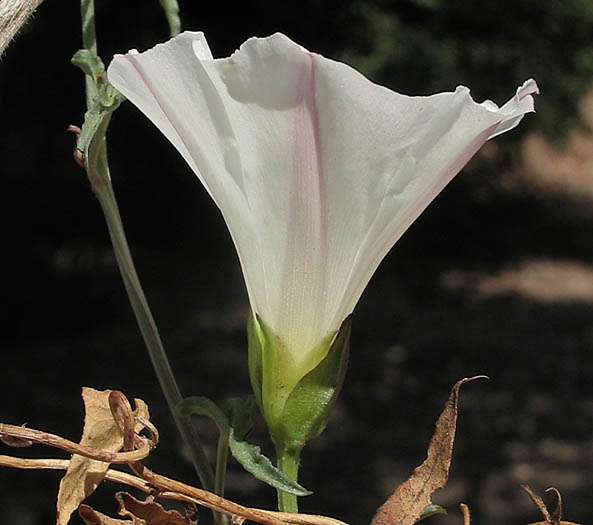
[78, 0, 217, 496]
[87, 121, 215, 494]
[158, 0, 181, 37]
[80, 0, 97, 107]
[214, 432, 229, 499]
[276, 446, 300, 513]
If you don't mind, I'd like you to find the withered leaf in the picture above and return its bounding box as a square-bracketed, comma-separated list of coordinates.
[79, 504, 132, 524]
[56, 388, 150, 525]
[371, 376, 486, 525]
[522, 485, 552, 523]
[116, 492, 198, 525]
[522, 485, 582, 525]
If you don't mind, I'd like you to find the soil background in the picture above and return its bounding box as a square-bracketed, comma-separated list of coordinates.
[1, 2, 593, 524]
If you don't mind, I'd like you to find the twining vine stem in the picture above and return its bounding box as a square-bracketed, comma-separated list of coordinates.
[77, 0, 217, 498]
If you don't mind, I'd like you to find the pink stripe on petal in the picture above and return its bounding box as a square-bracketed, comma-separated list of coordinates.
[279, 51, 327, 354]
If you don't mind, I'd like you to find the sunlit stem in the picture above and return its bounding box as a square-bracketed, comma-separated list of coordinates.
[276, 445, 301, 513]
[78, 0, 219, 501]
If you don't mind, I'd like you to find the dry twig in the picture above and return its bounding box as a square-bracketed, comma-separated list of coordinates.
[0, 389, 349, 525]
[0, 454, 347, 525]
[0, 423, 151, 464]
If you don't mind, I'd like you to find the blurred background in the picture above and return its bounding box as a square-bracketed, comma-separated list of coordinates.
[2, 1, 593, 524]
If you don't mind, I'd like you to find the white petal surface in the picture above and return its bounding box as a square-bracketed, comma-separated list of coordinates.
[108, 32, 537, 371]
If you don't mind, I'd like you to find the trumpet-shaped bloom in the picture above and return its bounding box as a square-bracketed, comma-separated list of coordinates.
[108, 32, 537, 386]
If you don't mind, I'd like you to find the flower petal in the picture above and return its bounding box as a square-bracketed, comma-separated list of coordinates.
[306, 53, 537, 331]
[108, 32, 537, 372]
[109, 33, 330, 367]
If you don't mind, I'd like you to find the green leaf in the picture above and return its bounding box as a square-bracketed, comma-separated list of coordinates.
[228, 431, 310, 496]
[418, 504, 447, 521]
[178, 395, 308, 496]
[71, 49, 105, 79]
[227, 396, 310, 497]
[77, 83, 126, 160]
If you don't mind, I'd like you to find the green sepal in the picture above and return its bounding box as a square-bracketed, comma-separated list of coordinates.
[275, 316, 351, 453]
[250, 313, 290, 429]
[248, 314, 347, 437]
[418, 504, 447, 521]
[247, 314, 263, 408]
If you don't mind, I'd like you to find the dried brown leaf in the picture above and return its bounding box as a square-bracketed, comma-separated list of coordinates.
[522, 485, 582, 525]
[56, 388, 150, 525]
[371, 376, 486, 525]
[116, 492, 197, 525]
[79, 504, 132, 524]
[522, 485, 552, 523]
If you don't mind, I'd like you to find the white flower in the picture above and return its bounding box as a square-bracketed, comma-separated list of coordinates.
[108, 32, 537, 386]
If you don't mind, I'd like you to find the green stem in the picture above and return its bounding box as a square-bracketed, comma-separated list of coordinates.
[94, 169, 228, 525]
[78, 0, 217, 497]
[214, 432, 229, 499]
[88, 137, 216, 493]
[96, 184, 217, 489]
[276, 446, 301, 513]
[158, 0, 181, 37]
[80, 0, 97, 107]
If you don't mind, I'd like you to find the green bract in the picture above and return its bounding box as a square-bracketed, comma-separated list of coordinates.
[248, 314, 350, 454]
